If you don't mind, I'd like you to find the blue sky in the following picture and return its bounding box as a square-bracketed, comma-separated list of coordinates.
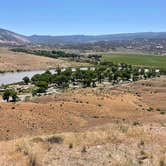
[0, 0, 165, 35]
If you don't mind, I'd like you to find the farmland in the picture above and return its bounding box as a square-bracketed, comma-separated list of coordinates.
[102, 54, 166, 70]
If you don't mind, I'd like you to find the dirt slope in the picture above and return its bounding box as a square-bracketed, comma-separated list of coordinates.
[0, 82, 161, 141]
[0, 77, 165, 165]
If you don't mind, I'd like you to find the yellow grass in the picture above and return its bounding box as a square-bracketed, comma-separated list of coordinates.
[0, 47, 88, 72]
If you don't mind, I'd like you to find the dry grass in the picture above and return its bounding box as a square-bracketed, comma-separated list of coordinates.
[0, 47, 87, 72]
[15, 139, 37, 166]
[0, 122, 165, 165]
[0, 76, 165, 165]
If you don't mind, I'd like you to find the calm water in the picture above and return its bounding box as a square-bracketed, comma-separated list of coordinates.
[0, 70, 46, 85]
[0, 67, 91, 85]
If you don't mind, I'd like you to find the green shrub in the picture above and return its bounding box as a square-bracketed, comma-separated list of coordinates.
[47, 136, 63, 144]
[2, 89, 19, 102]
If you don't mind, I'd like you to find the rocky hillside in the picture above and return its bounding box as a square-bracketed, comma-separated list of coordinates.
[0, 28, 30, 45]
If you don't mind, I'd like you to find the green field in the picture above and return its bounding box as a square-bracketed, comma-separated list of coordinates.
[102, 54, 166, 70]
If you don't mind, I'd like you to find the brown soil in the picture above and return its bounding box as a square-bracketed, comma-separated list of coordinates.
[0, 76, 165, 165]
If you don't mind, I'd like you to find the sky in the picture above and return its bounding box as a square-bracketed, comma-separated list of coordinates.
[0, 0, 165, 36]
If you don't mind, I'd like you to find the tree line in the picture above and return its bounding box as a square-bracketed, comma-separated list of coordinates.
[30, 62, 159, 95]
[10, 48, 102, 63]
[2, 62, 160, 101]
[11, 48, 81, 59]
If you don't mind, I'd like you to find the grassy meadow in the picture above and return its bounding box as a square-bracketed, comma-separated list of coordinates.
[102, 54, 166, 70]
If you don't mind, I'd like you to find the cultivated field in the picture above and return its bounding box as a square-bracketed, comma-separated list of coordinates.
[102, 54, 166, 70]
[0, 76, 165, 165]
[0, 47, 88, 72]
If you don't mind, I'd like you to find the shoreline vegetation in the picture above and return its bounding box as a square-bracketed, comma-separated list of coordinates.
[0, 49, 165, 102]
[1, 60, 161, 102]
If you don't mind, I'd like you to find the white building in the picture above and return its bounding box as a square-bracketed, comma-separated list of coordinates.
[155, 69, 160, 73]
[144, 69, 149, 73]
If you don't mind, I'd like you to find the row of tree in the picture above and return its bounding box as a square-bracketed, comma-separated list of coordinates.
[29, 63, 159, 95]
[11, 48, 81, 59]
[11, 48, 102, 63]
[2, 62, 160, 101]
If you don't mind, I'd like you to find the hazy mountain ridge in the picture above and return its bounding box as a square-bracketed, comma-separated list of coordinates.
[0, 28, 30, 45]
[28, 32, 166, 44]
[0, 28, 166, 45]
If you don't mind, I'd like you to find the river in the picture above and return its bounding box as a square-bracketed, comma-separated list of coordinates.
[0, 67, 93, 85]
[0, 70, 48, 85]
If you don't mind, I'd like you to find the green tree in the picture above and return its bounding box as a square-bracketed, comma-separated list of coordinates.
[63, 68, 72, 78]
[2, 89, 18, 102]
[82, 70, 97, 87]
[108, 73, 113, 82]
[23, 76, 30, 84]
[2, 89, 11, 102]
[31, 73, 52, 84]
[10, 90, 18, 102]
[122, 70, 131, 80]
[96, 66, 107, 83]
[35, 81, 48, 93]
[56, 67, 61, 75]
[44, 70, 52, 75]
[54, 75, 69, 88]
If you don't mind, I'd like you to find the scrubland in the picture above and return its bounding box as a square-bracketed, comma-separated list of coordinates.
[0, 76, 165, 165]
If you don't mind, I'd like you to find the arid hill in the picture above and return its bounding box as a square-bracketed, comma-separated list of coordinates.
[0, 28, 29, 45]
[0, 76, 165, 165]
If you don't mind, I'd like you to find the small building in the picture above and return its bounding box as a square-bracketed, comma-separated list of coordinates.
[138, 69, 142, 73]
[72, 68, 76, 72]
[155, 69, 160, 73]
[80, 67, 88, 71]
[90, 67, 95, 71]
[61, 68, 66, 72]
[0, 88, 5, 92]
[144, 69, 149, 73]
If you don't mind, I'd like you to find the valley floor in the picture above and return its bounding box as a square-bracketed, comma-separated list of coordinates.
[0, 47, 87, 72]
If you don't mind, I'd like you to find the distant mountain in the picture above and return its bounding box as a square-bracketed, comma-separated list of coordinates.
[28, 32, 166, 44]
[0, 28, 30, 45]
[1, 28, 166, 45]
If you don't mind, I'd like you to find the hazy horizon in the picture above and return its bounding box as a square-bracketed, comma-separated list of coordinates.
[1, 0, 165, 36]
[1, 27, 166, 37]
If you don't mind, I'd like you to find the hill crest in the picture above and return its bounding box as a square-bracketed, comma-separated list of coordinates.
[0, 27, 166, 45]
